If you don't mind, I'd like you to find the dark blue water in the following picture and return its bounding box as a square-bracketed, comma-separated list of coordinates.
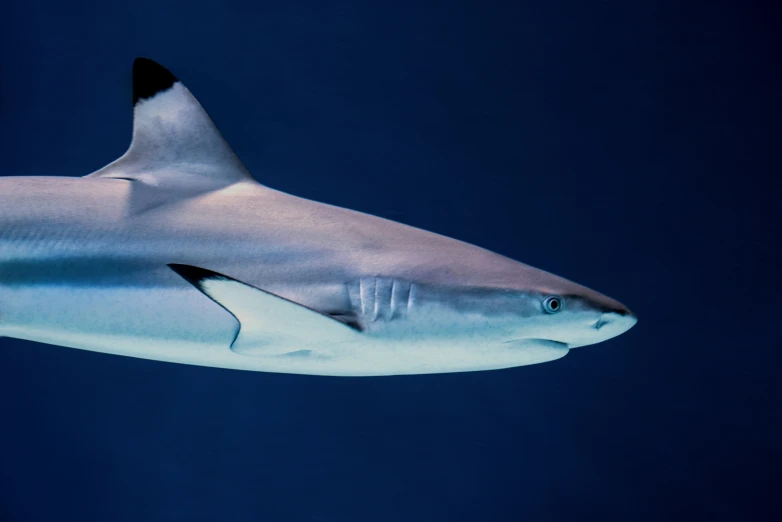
[1, 2, 779, 520]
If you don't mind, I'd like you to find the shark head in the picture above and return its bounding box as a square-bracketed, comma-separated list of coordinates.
[373, 239, 637, 355]
[405, 279, 636, 350]
[494, 261, 637, 350]
[497, 276, 638, 350]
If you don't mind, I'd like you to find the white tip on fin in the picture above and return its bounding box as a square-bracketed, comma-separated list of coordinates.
[168, 264, 361, 355]
[88, 58, 255, 190]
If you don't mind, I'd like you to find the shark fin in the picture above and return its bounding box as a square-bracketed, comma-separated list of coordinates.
[168, 264, 361, 355]
[88, 58, 254, 190]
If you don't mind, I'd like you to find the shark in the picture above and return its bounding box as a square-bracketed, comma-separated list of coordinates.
[0, 58, 637, 376]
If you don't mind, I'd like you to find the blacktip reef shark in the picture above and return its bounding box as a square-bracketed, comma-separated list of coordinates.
[0, 58, 636, 376]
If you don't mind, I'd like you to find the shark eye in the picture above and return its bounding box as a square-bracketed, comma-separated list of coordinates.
[543, 296, 564, 314]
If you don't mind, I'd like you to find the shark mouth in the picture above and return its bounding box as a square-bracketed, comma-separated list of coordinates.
[504, 339, 569, 349]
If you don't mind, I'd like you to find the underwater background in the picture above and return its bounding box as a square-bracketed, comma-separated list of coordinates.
[0, 1, 779, 520]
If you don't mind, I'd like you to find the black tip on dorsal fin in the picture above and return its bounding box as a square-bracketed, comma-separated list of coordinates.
[133, 58, 178, 106]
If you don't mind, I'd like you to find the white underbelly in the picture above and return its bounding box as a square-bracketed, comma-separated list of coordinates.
[0, 284, 568, 376]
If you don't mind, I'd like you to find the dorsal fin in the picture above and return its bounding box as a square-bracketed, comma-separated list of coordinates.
[88, 58, 255, 190]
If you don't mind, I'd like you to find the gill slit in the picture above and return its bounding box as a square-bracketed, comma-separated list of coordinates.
[373, 276, 380, 322]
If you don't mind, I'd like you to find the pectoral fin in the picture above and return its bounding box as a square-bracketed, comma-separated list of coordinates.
[168, 264, 360, 355]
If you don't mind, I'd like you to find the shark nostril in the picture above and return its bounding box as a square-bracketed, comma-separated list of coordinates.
[594, 317, 611, 330]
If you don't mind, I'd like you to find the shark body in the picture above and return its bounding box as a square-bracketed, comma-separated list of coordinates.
[0, 59, 636, 376]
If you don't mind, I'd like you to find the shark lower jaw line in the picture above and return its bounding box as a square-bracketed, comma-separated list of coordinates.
[505, 339, 569, 348]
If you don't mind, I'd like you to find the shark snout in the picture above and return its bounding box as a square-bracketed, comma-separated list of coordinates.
[594, 310, 636, 331]
[559, 292, 637, 348]
[592, 307, 637, 341]
[564, 308, 636, 349]
[585, 290, 634, 316]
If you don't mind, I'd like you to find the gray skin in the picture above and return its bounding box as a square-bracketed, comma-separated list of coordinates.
[0, 59, 636, 376]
